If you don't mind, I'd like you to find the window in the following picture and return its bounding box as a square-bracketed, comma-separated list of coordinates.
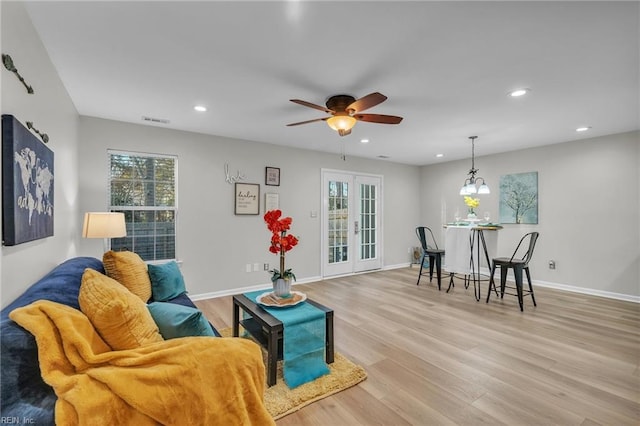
[328, 180, 349, 264]
[108, 150, 177, 261]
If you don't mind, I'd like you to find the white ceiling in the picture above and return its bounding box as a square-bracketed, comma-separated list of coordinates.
[24, 1, 639, 166]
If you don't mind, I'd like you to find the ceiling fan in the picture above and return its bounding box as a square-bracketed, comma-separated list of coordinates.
[286, 92, 403, 136]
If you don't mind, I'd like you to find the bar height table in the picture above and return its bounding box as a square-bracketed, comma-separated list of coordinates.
[444, 224, 502, 301]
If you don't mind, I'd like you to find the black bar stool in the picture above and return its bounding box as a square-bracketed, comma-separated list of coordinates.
[486, 232, 539, 311]
[415, 226, 445, 290]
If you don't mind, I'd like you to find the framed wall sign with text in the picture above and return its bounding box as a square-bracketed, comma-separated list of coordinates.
[265, 193, 279, 212]
[265, 167, 280, 186]
[235, 183, 260, 215]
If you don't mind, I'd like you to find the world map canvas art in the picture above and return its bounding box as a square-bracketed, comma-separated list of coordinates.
[2, 115, 54, 246]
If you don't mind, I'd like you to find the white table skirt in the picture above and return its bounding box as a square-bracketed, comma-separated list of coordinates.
[444, 226, 499, 275]
[444, 226, 472, 274]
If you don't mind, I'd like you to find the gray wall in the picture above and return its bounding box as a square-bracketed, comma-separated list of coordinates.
[1, 1, 82, 307]
[2, 1, 638, 309]
[78, 117, 422, 296]
[420, 131, 640, 299]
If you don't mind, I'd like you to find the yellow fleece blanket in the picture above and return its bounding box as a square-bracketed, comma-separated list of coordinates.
[9, 300, 275, 426]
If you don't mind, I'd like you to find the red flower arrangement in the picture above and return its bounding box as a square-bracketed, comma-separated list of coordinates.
[264, 209, 299, 282]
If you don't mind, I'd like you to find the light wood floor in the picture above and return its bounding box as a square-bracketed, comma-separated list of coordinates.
[195, 267, 640, 425]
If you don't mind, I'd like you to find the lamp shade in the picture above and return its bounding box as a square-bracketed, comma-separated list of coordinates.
[82, 212, 126, 238]
[465, 183, 477, 194]
[326, 115, 357, 132]
[477, 183, 491, 194]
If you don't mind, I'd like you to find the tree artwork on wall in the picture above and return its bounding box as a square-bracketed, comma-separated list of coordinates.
[499, 171, 538, 224]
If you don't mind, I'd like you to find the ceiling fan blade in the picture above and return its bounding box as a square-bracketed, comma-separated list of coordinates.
[354, 113, 403, 124]
[347, 92, 387, 113]
[286, 117, 328, 126]
[290, 99, 333, 114]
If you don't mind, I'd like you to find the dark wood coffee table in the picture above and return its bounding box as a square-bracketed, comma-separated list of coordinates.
[232, 293, 334, 386]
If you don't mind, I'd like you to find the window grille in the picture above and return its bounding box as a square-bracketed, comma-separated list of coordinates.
[108, 150, 177, 261]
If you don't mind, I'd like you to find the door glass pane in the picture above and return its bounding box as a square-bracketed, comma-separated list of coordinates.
[359, 183, 377, 261]
[328, 180, 349, 264]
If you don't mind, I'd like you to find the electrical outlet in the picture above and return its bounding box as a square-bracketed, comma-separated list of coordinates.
[253, 263, 260, 272]
[548, 260, 556, 269]
[245, 264, 252, 273]
[263, 263, 269, 271]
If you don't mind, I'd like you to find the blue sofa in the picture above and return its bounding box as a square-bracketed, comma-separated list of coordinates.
[0, 256, 220, 424]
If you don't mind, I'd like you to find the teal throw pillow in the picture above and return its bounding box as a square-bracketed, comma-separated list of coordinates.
[148, 261, 186, 302]
[147, 302, 216, 339]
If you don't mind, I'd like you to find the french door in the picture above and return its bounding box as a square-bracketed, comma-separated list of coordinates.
[322, 170, 383, 277]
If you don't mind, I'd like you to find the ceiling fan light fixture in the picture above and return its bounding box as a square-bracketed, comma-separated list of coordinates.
[287, 92, 402, 136]
[327, 115, 356, 132]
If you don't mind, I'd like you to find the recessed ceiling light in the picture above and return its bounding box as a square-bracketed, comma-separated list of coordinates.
[360, 139, 370, 144]
[194, 105, 207, 112]
[509, 88, 531, 97]
[435, 153, 444, 158]
[576, 126, 592, 132]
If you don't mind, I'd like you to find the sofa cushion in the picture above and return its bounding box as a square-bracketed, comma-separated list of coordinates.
[163, 293, 221, 337]
[148, 261, 187, 302]
[102, 250, 152, 302]
[79, 268, 163, 350]
[148, 302, 216, 339]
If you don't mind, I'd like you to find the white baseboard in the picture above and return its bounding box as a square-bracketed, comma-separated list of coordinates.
[189, 265, 639, 304]
[384, 262, 413, 270]
[188, 275, 323, 301]
[532, 280, 640, 303]
[386, 264, 640, 303]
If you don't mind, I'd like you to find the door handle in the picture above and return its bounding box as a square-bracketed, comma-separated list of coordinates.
[354, 220, 359, 234]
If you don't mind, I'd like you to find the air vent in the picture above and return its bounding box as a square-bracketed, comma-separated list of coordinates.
[141, 116, 170, 124]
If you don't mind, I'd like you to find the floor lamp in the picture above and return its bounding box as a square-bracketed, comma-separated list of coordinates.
[82, 212, 127, 253]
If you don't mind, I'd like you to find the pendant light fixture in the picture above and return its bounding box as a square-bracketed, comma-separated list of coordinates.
[459, 136, 490, 195]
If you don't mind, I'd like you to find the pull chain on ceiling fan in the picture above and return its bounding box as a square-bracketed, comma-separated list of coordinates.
[287, 92, 403, 136]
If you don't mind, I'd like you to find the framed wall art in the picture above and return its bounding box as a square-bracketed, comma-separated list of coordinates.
[499, 171, 538, 224]
[2, 114, 55, 245]
[265, 193, 279, 212]
[265, 166, 280, 186]
[234, 182, 260, 215]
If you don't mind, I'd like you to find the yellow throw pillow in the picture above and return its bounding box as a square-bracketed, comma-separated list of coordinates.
[79, 268, 164, 350]
[103, 250, 152, 302]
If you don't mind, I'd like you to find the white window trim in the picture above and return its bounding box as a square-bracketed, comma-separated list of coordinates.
[107, 149, 179, 261]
